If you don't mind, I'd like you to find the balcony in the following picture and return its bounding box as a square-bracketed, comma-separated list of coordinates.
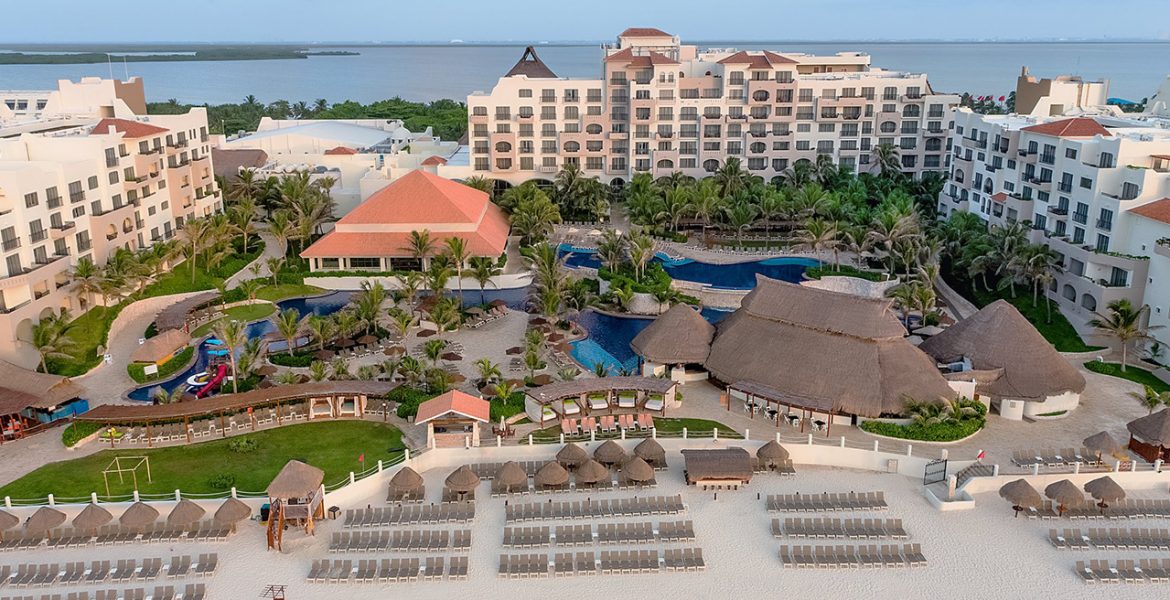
[1058, 183, 1073, 193]
[50, 222, 76, 239]
[1096, 219, 1113, 231]
[1047, 205, 1069, 216]
[1155, 239, 1170, 259]
[106, 232, 118, 241]
[70, 191, 85, 204]
[1, 237, 20, 252]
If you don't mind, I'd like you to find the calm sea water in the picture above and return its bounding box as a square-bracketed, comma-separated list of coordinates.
[0, 42, 1167, 105]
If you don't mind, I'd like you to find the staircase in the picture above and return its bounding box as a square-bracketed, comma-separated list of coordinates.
[267, 499, 284, 551]
[955, 463, 995, 489]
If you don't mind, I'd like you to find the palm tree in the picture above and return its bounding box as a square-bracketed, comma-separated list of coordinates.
[524, 348, 545, 379]
[151, 386, 186, 405]
[330, 356, 351, 380]
[399, 271, 424, 310]
[28, 310, 73, 373]
[654, 187, 693, 232]
[510, 190, 562, 244]
[238, 278, 262, 302]
[1090, 299, 1161, 372]
[596, 229, 627, 272]
[492, 381, 518, 408]
[179, 218, 212, 283]
[689, 181, 724, 246]
[444, 237, 471, 307]
[425, 263, 453, 298]
[381, 358, 401, 382]
[213, 319, 248, 393]
[756, 189, 786, 250]
[308, 360, 329, 382]
[69, 257, 104, 308]
[354, 280, 386, 334]
[474, 358, 501, 386]
[1129, 385, 1170, 415]
[265, 257, 285, 286]
[713, 157, 750, 197]
[463, 175, 494, 199]
[266, 210, 297, 256]
[627, 233, 657, 281]
[723, 201, 759, 250]
[423, 338, 447, 369]
[305, 314, 335, 351]
[402, 230, 435, 270]
[229, 200, 258, 253]
[272, 307, 303, 357]
[388, 308, 414, 338]
[429, 297, 462, 336]
[872, 143, 902, 177]
[886, 283, 918, 329]
[467, 256, 501, 304]
[794, 218, 840, 269]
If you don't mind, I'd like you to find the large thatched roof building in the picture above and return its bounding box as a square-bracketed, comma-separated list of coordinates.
[0, 360, 87, 439]
[630, 304, 715, 381]
[919, 300, 1086, 421]
[706, 276, 955, 424]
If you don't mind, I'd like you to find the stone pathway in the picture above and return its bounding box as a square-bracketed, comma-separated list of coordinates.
[226, 231, 283, 288]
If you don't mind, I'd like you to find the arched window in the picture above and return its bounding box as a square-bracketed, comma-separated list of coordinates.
[752, 90, 770, 102]
[563, 141, 580, 153]
[953, 169, 965, 184]
[494, 141, 512, 153]
[880, 121, 897, 134]
[925, 138, 942, 152]
[750, 142, 766, 154]
[1062, 285, 1076, 301]
[703, 159, 720, 173]
[1081, 293, 1097, 311]
[586, 124, 603, 135]
[656, 159, 674, 169]
[902, 105, 921, 117]
[983, 180, 993, 194]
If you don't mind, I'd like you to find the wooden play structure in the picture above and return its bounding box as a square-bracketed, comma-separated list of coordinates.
[265, 460, 325, 551]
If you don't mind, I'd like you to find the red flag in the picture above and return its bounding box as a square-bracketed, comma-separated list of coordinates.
[976, 449, 986, 460]
[998, 96, 1006, 102]
[358, 453, 364, 463]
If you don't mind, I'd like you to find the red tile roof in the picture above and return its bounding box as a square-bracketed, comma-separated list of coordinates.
[1021, 118, 1111, 138]
[415, 390, 491, 424]
[1129, 198, 1170, 225]
[619, 27, 672, 38]
[717, 51, 797, 68]
[605, 47, 679, 66]
[420, 155, 448, 166]
[91, 118, 168, 139]
[991, 192, 1008, 203]
[324, 146, 358, 155]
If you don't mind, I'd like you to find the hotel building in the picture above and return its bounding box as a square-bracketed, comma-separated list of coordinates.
[0, 77, 222, 369]
[468, 28, 960, 186]
[940, 71, 1170, 348]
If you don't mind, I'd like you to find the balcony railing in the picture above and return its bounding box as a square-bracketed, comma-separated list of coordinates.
[1047, 206, 1069, 215]
[1097, 219, 1113, 231]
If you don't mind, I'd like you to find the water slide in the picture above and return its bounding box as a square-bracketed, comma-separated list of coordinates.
[196, 364, 227, 398]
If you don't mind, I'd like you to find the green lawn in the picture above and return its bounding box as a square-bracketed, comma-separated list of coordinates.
[1084, 361, 1170, 393]
[534, 417, 742, 439]
[804, 264, 889, 282]
[255, 284, 325, 303]
[128, 346, 195, 384]
[0, 421, 405, 501]
[190, 303, 277, 338]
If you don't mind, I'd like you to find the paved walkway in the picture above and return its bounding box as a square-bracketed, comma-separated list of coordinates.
[226, 231, 283, 287]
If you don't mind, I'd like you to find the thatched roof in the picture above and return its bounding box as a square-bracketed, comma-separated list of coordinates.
[630, 304, 715, 364]
[633, 438, 665, 462]
[757, 440, 789, 461]
[166, 499, 206, 526]
[1084, 476, 1126, 503]
[575, 459, 610, 484]
[1083, 431, 1122, 455]
[505, 46, 558, 78]
[155, 292, 218, 331]
[0, 509, 19, 531]
[0, 360, 85, 415]
[131, 329, 191, 364]
[496, 462, 529, 489]
[1127, 409, 1170, 446]
[388, 467, 424, 494]
[72, 503, 113, 531]
[444, 465, 481, 493]
[919, 300, 1085, 400]
[526, 377, 674, 404]
[707, 277, 955, 417]
[593, 440, 627, 465]
[1044, 480, 1086, 506]
[621, 457, 654, 482]
[534, 461, 569, 487]
[25, 506, 65, 533]
[998, 479, 1043, 509]
[681, 448, 754, 483]
[556, 443, 588, 467]
[119, 502, 160, 529]
[267, 460, 325, 499]
[213, 498, 252, 524]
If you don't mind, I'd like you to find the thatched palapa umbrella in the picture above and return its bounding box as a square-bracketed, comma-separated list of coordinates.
[557, 443, 588, 468]
[534, 461, 569, 489]
[24, 506, 66, 536]
[167, 499, 206, 528]
[0, 509, 20, 536]
[756, 440, 789, 469]
[634, 438, 666, 468]
[445, 465, 481, 498]
[213, 497, 252, 530]
[496, 462, 529, 494]
[120, 501, 160, 532]
[1044, 479, 1085, 516]
[594, 440, 626, 466]
[1083, 476, 1126, 514]
[998, 479, 1043, 518]
[575, 459, 610, 486]
[1082, 431, 1121, 462]
[388, 467, 425, 499]
[72, 503, 113, 533]
[255, 365, 278, 377]
[357, 335, 379, 345]
[621, 457, 655, 483]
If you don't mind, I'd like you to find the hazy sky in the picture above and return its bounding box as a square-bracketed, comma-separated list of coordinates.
[4, 0, 1169, 43]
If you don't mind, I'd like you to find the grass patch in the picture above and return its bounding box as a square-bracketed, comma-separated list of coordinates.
[1083, 361, 1170, 393]
[255, 284, 325, 302]
[804, 264, 889, 282]
[0, 421, 404, 500]
[268, 349, 317, 368]
[127, 346, 195, 384]
[61, 421, 103, 447]
[534, 417, 741, 439]
[190, 303, 276, 338]
[859, 403, 987, 442]
[489, 392, 527, 422]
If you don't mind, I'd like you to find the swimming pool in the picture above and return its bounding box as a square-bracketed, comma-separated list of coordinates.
[127, 291, 354, 402]
[570, 308, 731, 376]
[559, 245, 819, 290]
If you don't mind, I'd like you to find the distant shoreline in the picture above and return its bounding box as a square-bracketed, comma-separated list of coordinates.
[0, 48, 359, 65]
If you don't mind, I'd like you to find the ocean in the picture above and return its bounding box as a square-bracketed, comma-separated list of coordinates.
[0, 42, 1167, 105]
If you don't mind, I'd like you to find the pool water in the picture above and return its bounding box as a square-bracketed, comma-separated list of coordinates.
[571, 308, 731, 376]
[559, 245, 819, 290]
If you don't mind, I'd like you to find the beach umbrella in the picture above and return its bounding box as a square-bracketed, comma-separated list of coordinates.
[621, 457, 655, 483]
[258, 379, 276, 389]
[530, 317, 548, 326]
[383, 346, 405, 356]
[555, 342, 574, 353]
[388, 467, 425, 498]
[0, 509, 20, 533]
[417, 329, 437, 338]
[534, 461, 569, 488]
[756, 440, 789, 468]
[998, 479, 1043, 518]
[213, 497, 252, 528]
[575, 459, 610, 485]
[119, 502, 160, 531]
[547, 332, 565, 343]
[441, 352, 462, 361]
[489, 299, 507, 308]
[449, 373, 467, 384]
[557, 443, 588, 468]
[313, 350, 335, 361]
[1083, 431, 1121, 461]
[505, 378, 525, 388]
[505, 346, 524, 355]
[594, 440, 626, 466]
[24, 506, 66, 535]
[532, 374, 553, 386]
[467, 307, 486, 316]
[634, 438, 666, 466]
[167, 499, 206, 528]
[444, 465, 481, 495]
[1083, 476, 1126, 513]
[357, 335, 379, 345]
[1044, 479, 1085, 516]
[496, 462, 529, 493]
[72, 503, 113, 532]
[336, 338, 356, 348]
[255, 365, 278, 377]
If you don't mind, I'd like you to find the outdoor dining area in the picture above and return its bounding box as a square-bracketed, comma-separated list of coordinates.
[727, 380, 841, 434]
[523, 376, 678, 426]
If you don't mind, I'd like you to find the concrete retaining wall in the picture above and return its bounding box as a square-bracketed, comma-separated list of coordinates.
[305, 272, 533, 292]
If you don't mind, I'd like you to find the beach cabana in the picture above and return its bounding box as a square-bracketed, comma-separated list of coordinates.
[620, 457, 656, 485]
[681, 448, 753, 487]
[593, 440, 627, 466]
[444, 465, 481, 501]
[266, 460, 326, 551]
[523, 376, 678, 424]
[72, 503, 113, 533]
[120, 501, 160, 532]
[1044, 479, 1085, 516]
[167, 499, 206, 528]
[534, 461, 569, 491]
[214, 497, 252, 531]
[756, 440, 790, 470]
[575, 459, 611, 487]
[630, 303, 715, 382]
[1083, 476, 1126, 513]
[387, 467, 425, 502]
[415, 390, 490, 449]
[556, 443, 588, 469]
[633, 438, 667, 469]
[25, 506, 66, 537]
[1125, 408, 1170, 463]
[998, 479, 1043, 518]
[495, 461, 529, 494]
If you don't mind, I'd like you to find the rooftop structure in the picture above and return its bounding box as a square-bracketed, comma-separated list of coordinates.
[1014, 66, 1109, 117]
[680, 447, 753, 486]
[416, 390, 491, 449]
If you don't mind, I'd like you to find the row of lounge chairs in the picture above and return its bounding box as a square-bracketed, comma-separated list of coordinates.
[766, 492, 888, 512]
[0, 556, 214, 589]
[343, 502, 475, 528]
[1026, 498, 1170, 520]
[1050, 528, 1170, 550]
[504, 495, 685, 523]
[0, 584, 205, 600]
[753, 459, 797, 476]
[772, 518, 909, 539]
[111, 407, 309, 446]
[490, 474, 656, 497]
[2, 523, 231, 552]
[559, 414, 655, 437]
[1012, 448, 1105, 467]
[468, 461, 543, 479]
[779, 544, 926, 568]
[466, 307, 506, 329]
[306, 557, 468, 583]
[328, 529, 471, 553]
[498, 549, 705, 577]
[1076, 559, 1170, 584]
[503, 520, 695, 547]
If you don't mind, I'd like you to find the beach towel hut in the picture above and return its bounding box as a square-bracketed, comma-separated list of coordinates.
[495, 462, 529, 494]
[681, 448, 754, 487]
[1044, 479, 1085, 516]
[120, 502, 160, 532]
[534, 461, 569, 490]
[72, 503, 113, 533]
[756, 440, 789, 470]
[621, 457, 655, 484]
[266, 460, 326, 551]
[634, 438, 667, 469]
[594, 440, 626, 466]
[213, 497, 252, 531]
[25, 506, 66, 537]
[1083, 476, 1126, 513]
[388, 466, 425, 501]
[167, 499, 206, 529]
[444, 465, 481, 500]
[998, 479, 1043, 518]
[575, 459, 610, 486]
[556, 443, 588, 468]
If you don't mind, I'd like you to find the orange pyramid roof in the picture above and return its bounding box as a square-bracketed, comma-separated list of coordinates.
[416, 390, 491, 423]
[91, 118, 168, 138]
[1021, 118, 1110, 138]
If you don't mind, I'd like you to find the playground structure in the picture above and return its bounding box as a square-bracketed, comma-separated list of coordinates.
[265, 460, 325, 552]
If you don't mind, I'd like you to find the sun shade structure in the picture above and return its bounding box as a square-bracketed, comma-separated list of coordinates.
[130, 329, 191, 364]
[1126, 408, 1170, 462]
[388, 467, 425, 496]
[0, 509, 20, 532]
[998, 479, 1044, 517]
[556, 443, 588, 468]
[504, 46, 558, 78]
[575, 459, 610, 484]
[72, 503, 113, 532]
[267, 460, 325, 499]
[24, 507, 66, 534]
[633, 438, 666, 467]
[710, 276, 955, 419]
[534, 461, 570, 488]
[1083, 431, 1122, 459]
[167, 499, 206, 527]
[1044, 479, 1086, 515]
[621, 457, 655, 483]
[1083, 476, 1126, 510]
[119, 502, 160, 530]
[154, 291, 219, 332]
[444, 465, 481, 494]
[213, 497, 252, 525]
[756, 440, 790, 466]
[630, 303, 716, 365]
[495, 462, 529, 492]
[681, 448, 754, 486]
[593, 440, 627, 466]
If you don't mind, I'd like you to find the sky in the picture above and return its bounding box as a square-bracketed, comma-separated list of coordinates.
[3, 0, 1169, 43]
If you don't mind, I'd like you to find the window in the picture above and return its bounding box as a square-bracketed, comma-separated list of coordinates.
[1098, 208, 1113, 231]
[1095, 234, 1110, 253]
[24, 192, 38, 208]
[1065, 147, 1077, 159]
[349, 258, 381, 270]
[1079, 177, 1093, 189]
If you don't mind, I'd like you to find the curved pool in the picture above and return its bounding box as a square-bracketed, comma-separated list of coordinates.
[571, 308, 731, 376]
[559, 245, 819, 290]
